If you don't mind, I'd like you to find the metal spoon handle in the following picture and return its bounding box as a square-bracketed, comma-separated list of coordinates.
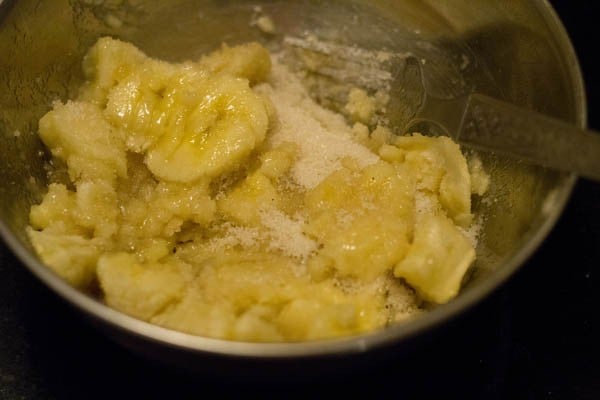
[458, 94, 600, 181]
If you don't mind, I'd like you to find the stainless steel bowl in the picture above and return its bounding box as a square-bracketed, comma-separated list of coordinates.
[0, 0, 584, 366]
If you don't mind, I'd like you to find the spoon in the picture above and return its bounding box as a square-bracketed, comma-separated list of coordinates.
[284, 36, 600, 181]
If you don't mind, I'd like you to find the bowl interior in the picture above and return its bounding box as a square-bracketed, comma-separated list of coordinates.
[0, 0, 582, 356]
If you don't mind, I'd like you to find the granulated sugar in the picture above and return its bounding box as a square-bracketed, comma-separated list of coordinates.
[255, 60, 378, 190]
[260, 208, 316, 265]
[458, 216, 482, 249]
[207, 223, 261, 251]
[206, 209, 317, 262]
[207, 214, 316, 263]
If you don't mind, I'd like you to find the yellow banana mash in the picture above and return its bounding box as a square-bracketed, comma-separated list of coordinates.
[27, 37, 488, 342]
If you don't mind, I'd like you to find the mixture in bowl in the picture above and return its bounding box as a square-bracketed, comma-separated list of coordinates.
[27, 37, 488, 342]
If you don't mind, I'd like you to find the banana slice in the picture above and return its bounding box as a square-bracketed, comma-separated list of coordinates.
[97, 252, 187, 321]
[394, 134, 472, 226]
[38, 100, 127, 184]
[393, 213, 475, 304]
[80, 37, 147, 105]
[86, 37, 271, 183]
[142, 73, 270, 183]
[199, 42, 272, 84]
[27, 228, 107, 288]
[305, 161, 414, 280]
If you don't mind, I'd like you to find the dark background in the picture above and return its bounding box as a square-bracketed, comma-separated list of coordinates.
[1, 2, 598, 399]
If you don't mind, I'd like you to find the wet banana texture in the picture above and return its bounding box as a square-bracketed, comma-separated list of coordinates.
[27, 38, 486, 342]
[81, 38, 271, 183]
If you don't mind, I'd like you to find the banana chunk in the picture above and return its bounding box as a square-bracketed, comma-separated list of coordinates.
[97, 252, 187, 321]
[142, 73, 270, 182]
[38, 101, 127, 184]
[394, 214, 475, 304]
[199, 42, 272, 84]
[27, 229, 106, 288]
[84, 37, 271, 183]
[394, 134, 472, 226]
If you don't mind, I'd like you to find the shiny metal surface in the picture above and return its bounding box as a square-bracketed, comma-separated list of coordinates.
[281, 37, 600, 180]
[0, 0, 584, 360]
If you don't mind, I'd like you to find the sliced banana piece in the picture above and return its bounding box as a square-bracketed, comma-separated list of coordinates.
[394, 213, 475, 304]
[85, 37, 272, 183]
[142, 73, 270, 182]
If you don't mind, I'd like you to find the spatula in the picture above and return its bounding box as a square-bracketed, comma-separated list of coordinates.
[284, 36, 600, 181]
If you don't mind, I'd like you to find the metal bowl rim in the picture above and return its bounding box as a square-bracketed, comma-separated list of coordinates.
[0, 0, 585, 358]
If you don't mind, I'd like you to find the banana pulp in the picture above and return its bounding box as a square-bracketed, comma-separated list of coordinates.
[27, 37, 487, 342]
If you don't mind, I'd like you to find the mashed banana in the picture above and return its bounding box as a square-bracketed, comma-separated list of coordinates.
[27, 37, 486, 342]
